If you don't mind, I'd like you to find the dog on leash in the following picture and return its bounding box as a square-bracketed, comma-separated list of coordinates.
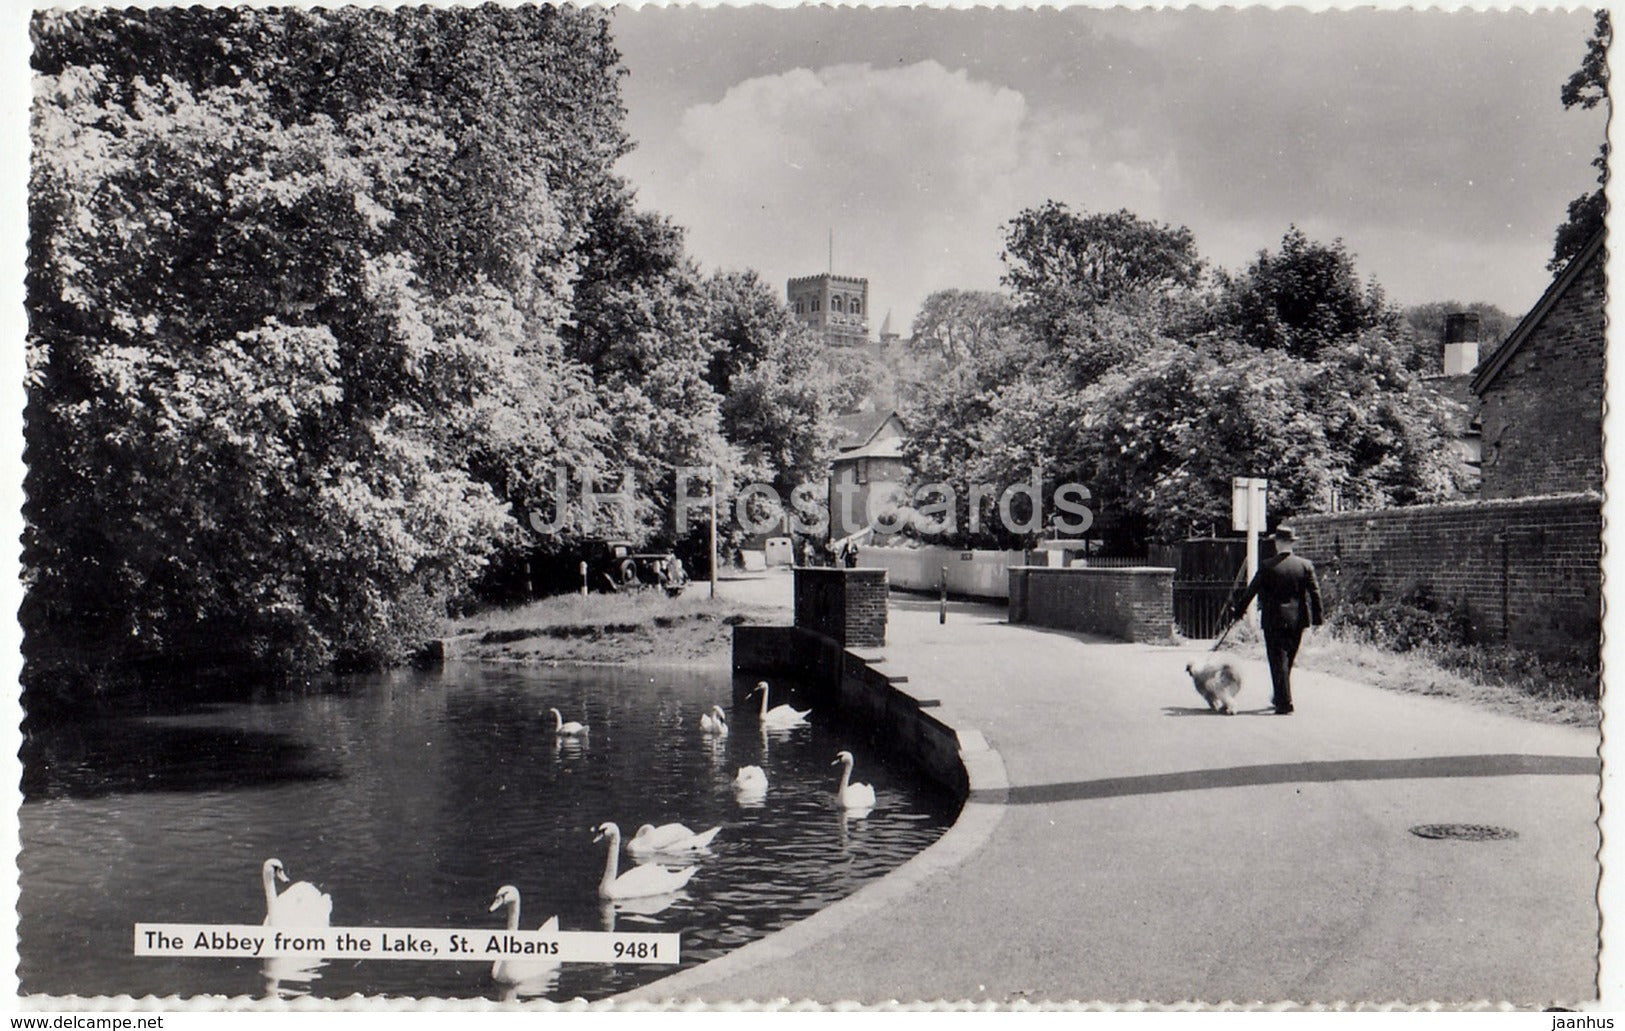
[1185, 659, 1242, 715]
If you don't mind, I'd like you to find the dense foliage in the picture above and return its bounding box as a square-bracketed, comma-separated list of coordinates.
[900, 212, 1469, 550]
[25, 8, 834, 706]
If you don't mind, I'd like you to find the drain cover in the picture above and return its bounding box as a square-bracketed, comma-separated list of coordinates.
[1410, 823, 1519, 841]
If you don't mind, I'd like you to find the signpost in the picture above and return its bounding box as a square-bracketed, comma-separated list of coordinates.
[1231, 476, 1268, 626]
[708, 464, 718, 600]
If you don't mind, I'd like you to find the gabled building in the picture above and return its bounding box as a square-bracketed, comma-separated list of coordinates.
[828, 409, 908, 540]
[1470, 230, 1605, 499]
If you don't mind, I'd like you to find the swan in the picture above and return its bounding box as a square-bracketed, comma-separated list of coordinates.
[753, 681, 809, 729]
[549, 707, 589, 736]
[626, 822, 722, 858]
[487, 885, 562, 987]
[831, 751, 877, 810]
[732, 765, 768, 796]
[699, 705, 729, 736]
[593, 823, 698, 899]
[262, 858, 332, 927]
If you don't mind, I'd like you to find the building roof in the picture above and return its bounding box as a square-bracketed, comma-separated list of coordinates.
[831, 409, 896, 451]
[1471, 229, 1606, 397]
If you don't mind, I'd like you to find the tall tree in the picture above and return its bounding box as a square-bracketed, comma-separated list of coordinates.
[1217, 227, 1401, 361]
[1552, 10, 1610, 270]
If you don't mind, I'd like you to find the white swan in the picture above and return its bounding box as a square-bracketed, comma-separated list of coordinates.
[260, 858, 331, 995]
[262, 858, 332, 927]
[732, 765, 768, 797]
[487, 885, 562, 987]
[549, 707, 589, 736]
[753, 681, 809, 729]
[831, 751, 877, 810]
[699, 705, 729, 736]
[626, 822, 722, 858]
[593, 823, 697, 899]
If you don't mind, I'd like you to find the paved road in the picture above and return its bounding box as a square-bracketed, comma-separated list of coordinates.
[634, 574, 1599, 1006]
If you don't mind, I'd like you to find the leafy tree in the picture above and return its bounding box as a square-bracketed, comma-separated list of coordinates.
[1001, 202, 1203, 312]
[1217, 227, 1401, 361]
[1552, 10, 1610, 270]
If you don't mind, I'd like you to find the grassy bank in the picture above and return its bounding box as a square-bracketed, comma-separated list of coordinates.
[445, 586, 788, 666]
[1219, 621, 1598, 727]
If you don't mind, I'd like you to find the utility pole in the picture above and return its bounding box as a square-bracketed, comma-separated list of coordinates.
[709, 463, 718, 600]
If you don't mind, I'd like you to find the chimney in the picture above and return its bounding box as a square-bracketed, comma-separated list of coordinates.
[1442, 312, 1481, 376]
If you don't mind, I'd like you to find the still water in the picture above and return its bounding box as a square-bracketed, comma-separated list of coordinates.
[20, 664, 958, 1000]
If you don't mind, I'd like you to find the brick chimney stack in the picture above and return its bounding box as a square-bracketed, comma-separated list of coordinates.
[1443, 312, 1481, 376]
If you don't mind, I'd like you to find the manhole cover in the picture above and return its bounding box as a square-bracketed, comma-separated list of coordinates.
[1409, 823, 1519, 841]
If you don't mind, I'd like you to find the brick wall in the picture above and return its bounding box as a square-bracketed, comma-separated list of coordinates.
[1293, 492, 1600, 659]
[1477, 249, 1604, 499]
[1007, 566, 1174, 642]
[794, 567, 888, 647]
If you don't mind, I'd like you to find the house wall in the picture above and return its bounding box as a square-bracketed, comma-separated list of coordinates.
[828, 457, 910, 540]
[1293, 493, 1601, 660]
[1477, 248, 1604, 499]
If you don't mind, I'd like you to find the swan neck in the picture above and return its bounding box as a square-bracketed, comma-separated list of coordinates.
[758, 688, 768, 718]
[837, 758, 853, 794]
[262, 865, 278, 910]
[506, 898, 520, 931]
[600, 832, 620, 889]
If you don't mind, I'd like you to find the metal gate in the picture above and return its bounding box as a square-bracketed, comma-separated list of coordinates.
[1150, 539, 1248, 640]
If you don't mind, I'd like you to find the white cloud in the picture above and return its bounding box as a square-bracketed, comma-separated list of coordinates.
[637, 61, 1174, 332]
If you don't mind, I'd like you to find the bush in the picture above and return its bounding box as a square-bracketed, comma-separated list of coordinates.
[1326, 579, 1473, 653]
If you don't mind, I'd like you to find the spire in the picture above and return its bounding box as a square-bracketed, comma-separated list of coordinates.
[879, 309, 894, 336]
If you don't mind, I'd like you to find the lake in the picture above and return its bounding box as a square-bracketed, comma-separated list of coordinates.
[19, 663, 959, 1000]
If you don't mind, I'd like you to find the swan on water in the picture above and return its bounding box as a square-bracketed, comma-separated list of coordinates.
[593, 822, 698, 899]
[732, 765, 768, 797]
[752, 681, 809, 729]
[262, 858, 332, 927]
[260, 858, 331, 995]
[699, 705, 729, 736]
[831, 751, 877, 810]
[487, 885, 562, 987]
[549, 707, 589, 736]
[626, 822, 722, 858]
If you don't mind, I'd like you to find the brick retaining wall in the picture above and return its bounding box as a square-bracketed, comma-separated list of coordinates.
[793, 567, 888, 647]
[1293, 492, 1600, 659]
[1007, 566, 1174, 642]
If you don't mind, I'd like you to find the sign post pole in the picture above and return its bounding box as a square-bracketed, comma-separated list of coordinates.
[1231, 476, 1269, 629]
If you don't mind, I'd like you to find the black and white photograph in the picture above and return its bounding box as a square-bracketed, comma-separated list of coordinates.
[7, 2, 1614, 1013]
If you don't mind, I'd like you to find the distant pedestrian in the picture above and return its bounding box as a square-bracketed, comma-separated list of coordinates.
[842, 542, 859, 568]
[1228, 526, 1323, 715]
[800, 539, 813, 567]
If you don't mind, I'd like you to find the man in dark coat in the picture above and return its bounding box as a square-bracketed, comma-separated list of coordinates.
[1229, 526, 1323, 714]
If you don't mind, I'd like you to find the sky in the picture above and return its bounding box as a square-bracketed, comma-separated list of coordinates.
[607, 6, 1607, 335]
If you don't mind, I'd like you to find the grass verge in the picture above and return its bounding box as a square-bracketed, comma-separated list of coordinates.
[445, 587, 787, 666]
[1219, 620, 1597, 727]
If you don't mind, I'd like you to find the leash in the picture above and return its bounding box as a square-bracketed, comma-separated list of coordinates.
[1208, 557, 1253, 653]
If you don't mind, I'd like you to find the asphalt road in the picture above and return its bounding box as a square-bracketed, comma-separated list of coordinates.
[630, 574, 1600, 1006]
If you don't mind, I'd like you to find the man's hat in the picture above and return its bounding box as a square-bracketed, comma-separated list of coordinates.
[1272, 526, 1296, 541]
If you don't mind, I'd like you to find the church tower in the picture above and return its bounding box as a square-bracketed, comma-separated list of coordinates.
[787, 273, 870, 347]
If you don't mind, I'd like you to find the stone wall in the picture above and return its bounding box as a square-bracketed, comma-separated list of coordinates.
[1477, 245, 1604, 499]
[1293, 492, 1601, 659]
[732, 625, 968, 796]
[1007, 566, 1174, 643]
[793, 567, 888, 647]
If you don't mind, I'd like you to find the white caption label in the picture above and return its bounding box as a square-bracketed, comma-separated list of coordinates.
[134, 923, 678, 965]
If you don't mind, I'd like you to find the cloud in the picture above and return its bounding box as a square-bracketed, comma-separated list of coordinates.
[638, 61, 1174, 332]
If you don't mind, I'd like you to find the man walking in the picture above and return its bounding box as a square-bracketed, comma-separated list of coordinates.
[1229, 526, 1323, 714]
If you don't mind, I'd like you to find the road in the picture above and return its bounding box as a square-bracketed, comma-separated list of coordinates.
[631, 572, 1600, 1006]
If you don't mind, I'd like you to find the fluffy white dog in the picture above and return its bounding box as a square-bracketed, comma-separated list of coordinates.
[1185, 659, 1242, 715]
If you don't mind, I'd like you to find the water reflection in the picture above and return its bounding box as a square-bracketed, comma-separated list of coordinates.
[20, 664, 957, 1000]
